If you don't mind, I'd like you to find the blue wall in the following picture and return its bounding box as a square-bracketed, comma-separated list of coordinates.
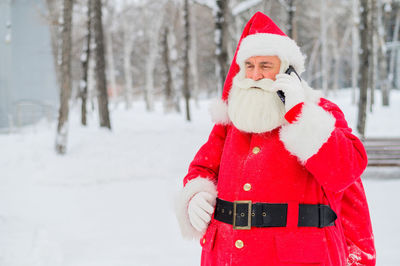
[0, 0, 58, 129]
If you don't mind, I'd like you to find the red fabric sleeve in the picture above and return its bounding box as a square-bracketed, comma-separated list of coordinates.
[340, 178, 376, 265]
[305, 99, 368, 192]
[183, 124, 228, 186]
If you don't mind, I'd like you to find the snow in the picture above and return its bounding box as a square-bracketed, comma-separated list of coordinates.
[1, 89, 400, 265]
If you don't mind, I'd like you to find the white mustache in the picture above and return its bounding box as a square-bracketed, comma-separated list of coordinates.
[232, 77, 276, 92]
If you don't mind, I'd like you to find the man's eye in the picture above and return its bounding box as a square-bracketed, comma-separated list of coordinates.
[263, 66, 272, 69]
[246, 66, 254, 69]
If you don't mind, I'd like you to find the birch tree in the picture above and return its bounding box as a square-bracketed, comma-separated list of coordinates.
[162, 26, 174, 112]
[80, 0, 92, 126]
[189, 3, 200, 105]
[55, 0, 73, 154]
[388, 2, 400, 97]
[369, 0, 377, 112]
[215, 0, 230, 95]
[121, 8, 134, 109]
[92, 0, 111, 129]
[357, 0, 370, 137]
[320, 0, 328, 95]
[377, 0, 389, 106]
[352, 0, 360, 104]
[104, 4, 118, 101]
[183, 0, 191, 121]
[45, 0, 62, 87]
[143, 5, 164, 111]
[286, 0, 296, 40]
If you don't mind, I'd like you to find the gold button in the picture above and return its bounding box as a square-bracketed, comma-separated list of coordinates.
[202, 238, 206, 244]
[252, 147, 260, 154]
[243, 183, 252, 191]
[235, 239, 244, 249]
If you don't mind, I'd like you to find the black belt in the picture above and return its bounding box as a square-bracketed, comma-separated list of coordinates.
[214, 198, 337, 230]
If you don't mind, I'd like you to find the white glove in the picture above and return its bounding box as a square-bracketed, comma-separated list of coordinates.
[272, 73, 305, 112]
[188, 191, 216, 232]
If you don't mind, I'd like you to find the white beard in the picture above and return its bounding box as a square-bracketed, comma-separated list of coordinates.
[227, 77, 286, 133]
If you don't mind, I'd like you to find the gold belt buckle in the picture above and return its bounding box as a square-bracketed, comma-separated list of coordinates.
[233, 200, 252, 230]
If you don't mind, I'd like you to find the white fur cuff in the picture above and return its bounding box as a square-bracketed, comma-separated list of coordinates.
[279, 103, 336, 164]
[175, 177, 218, 239]
[209, 98, 230, 125]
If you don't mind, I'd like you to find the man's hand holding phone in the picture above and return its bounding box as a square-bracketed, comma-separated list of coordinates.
[272, 72, 305, 112]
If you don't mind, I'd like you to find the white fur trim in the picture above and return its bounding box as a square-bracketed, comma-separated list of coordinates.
[236, 33, 306, 75]
[209, 98, 230, 125]
[279, 103, 336, 164]
[175, 177, 218, 239]
[302, 80, 322, 104]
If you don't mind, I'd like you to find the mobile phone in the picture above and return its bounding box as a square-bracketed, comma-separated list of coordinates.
[276, 65, 301, 104]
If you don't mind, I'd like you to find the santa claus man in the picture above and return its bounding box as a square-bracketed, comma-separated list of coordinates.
[176, 12, 376, 266]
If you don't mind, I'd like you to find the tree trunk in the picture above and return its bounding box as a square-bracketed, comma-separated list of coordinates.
[287, 0, 296, 40]
[122, 20, 134, 109]
[333, 25, 351, 94]
[162, 26, 174, 112]
[381, 1, 391, 106]
[55, 0, 73, 154]
[376, 0, 388, 106]
[105, 17, 117, 101]
[357, 0, 370, 137]
[215, 0, 229, 96]
[45, 0, 62, 88]
[369, 0, 377, 112]
[144, 10, 163, 112]
[352, 0, 360, 104]
[388, 4, 400, 98]
[92, 0, 111, 129]
[320, 0, 328, 95]
[183, 0, 191, 121]
[189, 5, 200, 106]
[80, 0, 92, 126]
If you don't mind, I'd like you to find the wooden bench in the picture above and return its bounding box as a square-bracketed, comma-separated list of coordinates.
[362, 138, 400, 167]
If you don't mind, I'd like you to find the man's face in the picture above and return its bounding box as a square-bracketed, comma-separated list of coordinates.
[244, 55, 281, 81]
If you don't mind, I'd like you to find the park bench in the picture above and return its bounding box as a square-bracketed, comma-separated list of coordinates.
[362, 138, 400, 167]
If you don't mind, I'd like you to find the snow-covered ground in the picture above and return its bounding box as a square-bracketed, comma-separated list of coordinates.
[0, 89, 399, 265]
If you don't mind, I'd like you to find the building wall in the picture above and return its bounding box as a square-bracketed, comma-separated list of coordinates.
[0, 0, 12, 128]
[0, 0, 58, 130]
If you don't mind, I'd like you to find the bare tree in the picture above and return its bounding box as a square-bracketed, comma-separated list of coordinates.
[357, 0, 370, 137]
[377, 0, 389, 106]
[121, 7, 134, 109]
[287, 0, 296, 40]
[162, 26, 174, 112]
[45, 0, 62, 87]
[80, 0, 92, 126]
[55, 0, 74, 154]
[189, 3, 200, 105]
[143, 4, 164, 112]
[320, 0, 328, 95]
[352, 0, 360, 104]
[215, 0, 230, 96]
[104, 4, 118, 102]
[92, 0, 111, 129]
[183, 0, 191, 121]
[388, 2, 400, 98]
[369, 0, 377, 112]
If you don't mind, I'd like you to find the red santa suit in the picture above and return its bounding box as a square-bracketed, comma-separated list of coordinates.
[176, 12, 376, 266]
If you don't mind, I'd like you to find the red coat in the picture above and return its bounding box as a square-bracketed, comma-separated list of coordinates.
[177, 98, 375, 266]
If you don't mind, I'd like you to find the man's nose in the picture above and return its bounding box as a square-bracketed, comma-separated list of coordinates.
[251, 69, 264, 81]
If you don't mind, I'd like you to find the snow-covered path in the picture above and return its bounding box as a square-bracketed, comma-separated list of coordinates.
[1, 90, 400, 265]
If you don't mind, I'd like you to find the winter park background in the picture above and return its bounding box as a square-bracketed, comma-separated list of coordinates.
[1, 0, 400, 265]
